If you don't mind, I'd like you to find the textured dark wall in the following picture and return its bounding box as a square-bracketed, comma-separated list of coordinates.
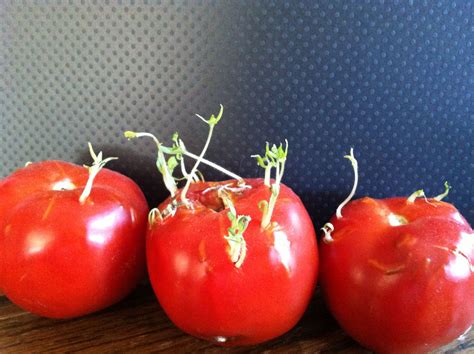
[1, 1, 472, 227]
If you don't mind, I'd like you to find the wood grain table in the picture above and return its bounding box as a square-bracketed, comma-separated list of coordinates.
[0, 285, 472, 353]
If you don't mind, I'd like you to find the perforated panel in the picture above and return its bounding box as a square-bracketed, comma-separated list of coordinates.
[1, 1, 472, 227]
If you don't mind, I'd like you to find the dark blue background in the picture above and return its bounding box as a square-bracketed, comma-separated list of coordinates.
[1, 1, 472, 227]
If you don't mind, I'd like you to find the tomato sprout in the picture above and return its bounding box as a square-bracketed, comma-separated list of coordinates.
[124, 105, 243, 207]
[124, 131, 179, 198]
[148, 207, 163, 226]
[408, 181, 450, 204]
[221, 189, 251, 268]
[320, 148, 358, 242]
[407, 189, 427, 204]
[252, 140, 288, 229]
[434, 181, 451, 201]
[180, 105, 223, 205]
[336, 148, 358, 219]
[321, 223, 335, 243]
[79, 143, 118, 204]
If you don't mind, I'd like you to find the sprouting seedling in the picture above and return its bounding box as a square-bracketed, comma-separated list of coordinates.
[79, 142, 118, 204]
[407, 181, 451, 204]
[180, 105, 223, 205]
[221, 189, 251, 268]
[434, 181, 451, 201]
[321, 148, 358, 243]
[252, 140, 288, 229]
[124, 131, 179, 198]
[336, 148, 358, 219]
[125, 105, 244, 214]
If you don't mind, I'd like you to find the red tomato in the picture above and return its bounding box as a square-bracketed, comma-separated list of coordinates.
[0, 160, 148, 318]
[320, 196, 474, 353]
[147, 178, 318, 346]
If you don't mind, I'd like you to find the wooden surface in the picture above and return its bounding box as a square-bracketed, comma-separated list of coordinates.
[0, 285, 472, 353]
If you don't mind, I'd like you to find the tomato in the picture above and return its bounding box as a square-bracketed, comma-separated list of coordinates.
[319, 151, 473, 353]
[0, 159, 148, 318]
[147, 178, 318, 346]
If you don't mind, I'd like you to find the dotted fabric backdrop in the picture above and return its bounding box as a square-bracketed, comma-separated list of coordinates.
[1, 1, 472, 226]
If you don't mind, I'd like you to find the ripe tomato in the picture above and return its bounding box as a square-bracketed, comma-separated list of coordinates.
[147, 178, 318, 346]
[319, 152, 473, 353]
[0, 159, 148, 318]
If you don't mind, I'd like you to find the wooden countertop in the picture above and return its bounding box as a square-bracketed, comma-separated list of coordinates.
[0, 285, 472, 353]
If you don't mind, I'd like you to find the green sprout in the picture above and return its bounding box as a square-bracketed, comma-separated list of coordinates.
[252, 140, 288, 229]
[125, 105, 243, 217]
[222, 190, 251, 268]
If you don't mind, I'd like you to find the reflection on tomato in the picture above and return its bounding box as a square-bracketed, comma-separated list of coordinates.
[0, 160, 148, 318]
[147, 178, 318, 346]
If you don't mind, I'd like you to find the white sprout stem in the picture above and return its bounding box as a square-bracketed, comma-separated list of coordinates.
[182, 150, 243, 181]
[181, 124, 216, 204]
[80, 168, 100, 204]
[321, 223, 335, 243]
[261, 185, 279, 229]
[264, 166, 271, 186]
[79, 143, 117, 204]
[407, 189, 426, 203]
[434, 181, 451, 201]
[261, 156, 285, 229]
[336, 148, 358, 219]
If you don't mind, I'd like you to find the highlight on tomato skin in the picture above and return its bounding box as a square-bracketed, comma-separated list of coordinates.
[319, 150, 474, 354]
[125, 106, 319, 346]
[0, 146, 149, 319]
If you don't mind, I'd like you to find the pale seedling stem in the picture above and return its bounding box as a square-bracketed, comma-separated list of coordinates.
[264, 165, 271, 187]
[180, 122, 215, 205]
[336, 148, 358, 219]
[79, 143, 118, 204]
[407, 189, 427, 204]
[321, 148, 359, 242]
[181, 149, 242, 181]
[252, 140, 288, 229]
[434, 181, 451, 201]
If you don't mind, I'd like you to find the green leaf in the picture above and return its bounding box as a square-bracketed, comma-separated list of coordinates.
[167, 156, 179, 173]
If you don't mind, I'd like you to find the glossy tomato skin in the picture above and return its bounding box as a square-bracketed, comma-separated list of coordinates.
[147, 178, 318, 346]
[0, 160, 148, 318]
[319, 197, 474, 353]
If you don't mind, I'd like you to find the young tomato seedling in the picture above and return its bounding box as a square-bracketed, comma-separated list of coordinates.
[319, 149, 474, 354]
[125, 106, 318, 346]
[0, 144, 149, 318]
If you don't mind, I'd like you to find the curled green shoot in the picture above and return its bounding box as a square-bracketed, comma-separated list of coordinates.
[79, 142, 118, 204]
[336, 148, 358, 219]
[221, 190, 251, 268]
[252, 140, 288, 229]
